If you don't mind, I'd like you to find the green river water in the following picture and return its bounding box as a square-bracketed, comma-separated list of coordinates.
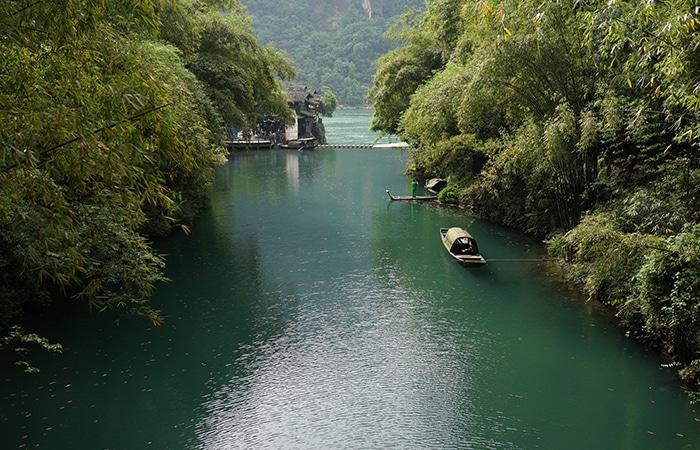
[2, 109, 700, 449]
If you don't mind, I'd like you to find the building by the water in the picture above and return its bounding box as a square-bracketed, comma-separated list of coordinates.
[284, 84, 326, 147]
[226, 84, 326, 151]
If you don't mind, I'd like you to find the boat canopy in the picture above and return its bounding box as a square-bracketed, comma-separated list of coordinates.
[445, 227, 480, 255]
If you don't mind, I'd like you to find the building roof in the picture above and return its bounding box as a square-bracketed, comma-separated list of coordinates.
[286, 84, 319, 104]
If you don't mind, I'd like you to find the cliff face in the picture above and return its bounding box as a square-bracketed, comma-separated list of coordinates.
[362, 0, 372, 19]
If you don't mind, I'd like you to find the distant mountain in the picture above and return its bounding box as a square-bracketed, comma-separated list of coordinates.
[242, 0, 425, 106]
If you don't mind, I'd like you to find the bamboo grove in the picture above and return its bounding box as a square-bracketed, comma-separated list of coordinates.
[0, 0, 295, 357]
[368, 0, 700, 396]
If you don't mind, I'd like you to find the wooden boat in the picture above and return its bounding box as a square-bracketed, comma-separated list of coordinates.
[225, 138, 274, 151]
[386, 190, 437, 201]
[425, 178, 447, 194]
[283, 137, 316, 149]
[440, 227, 487, 267]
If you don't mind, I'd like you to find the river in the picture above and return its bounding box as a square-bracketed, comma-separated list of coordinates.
[1, 109, 699, 449]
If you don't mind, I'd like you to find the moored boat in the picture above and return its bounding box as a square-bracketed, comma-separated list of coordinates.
[386, 190, 437, 201]
[425, 178, 447, 194]
[440, 227, 487, 267]
[225, 138, 274, 151]
[283, 137, 316, 149]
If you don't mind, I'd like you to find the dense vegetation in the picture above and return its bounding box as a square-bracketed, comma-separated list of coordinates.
[369, 0, 700, 396]
[0, 0, 294, 362]
[241, 0, 424, 105]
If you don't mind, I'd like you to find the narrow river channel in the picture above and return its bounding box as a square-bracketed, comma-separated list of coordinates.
[2, 110, 699, 449]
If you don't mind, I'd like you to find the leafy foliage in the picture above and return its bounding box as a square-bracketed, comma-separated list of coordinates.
[319, 91, 339, 117]
[631, 225, 700, 361]
[1, 326, 62, 373]
[0, 0, 295, 355]
[369, 0, 700, 394]
[549, 213, 663, 307]
[159, 0, 296, 139]
[367, 8, 446, 133]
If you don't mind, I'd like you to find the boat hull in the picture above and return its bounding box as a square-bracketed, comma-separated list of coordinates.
[386, 190, 437, 201]
[452, 256, 487, 267]
[225, 139, 274, 151]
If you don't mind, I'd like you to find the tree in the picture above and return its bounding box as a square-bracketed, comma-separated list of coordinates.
[319, 90, 339, 117]
[367, 8, 446, 133]
[369, 0, 700, 394]
[0, 0, 296, 342]
[585, 0, 700, 147]
[158, 0, 296, 138]
[243, 0, 426, 106]
[1, 1, 206, 326]
[380, 0, 601, 231]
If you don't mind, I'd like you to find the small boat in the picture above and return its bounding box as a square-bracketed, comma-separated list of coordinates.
[283, 137, 316, 149]
[225, 138, 274, 151]
[440, 227, 487, 267]
[425, 178, 447, 194]
[386, 190, 437, 201]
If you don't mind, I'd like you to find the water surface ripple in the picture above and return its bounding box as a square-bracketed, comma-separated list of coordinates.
[1, 111, 699, 449]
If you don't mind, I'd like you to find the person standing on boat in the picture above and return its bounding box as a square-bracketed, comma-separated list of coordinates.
[411, 180, 418, 197]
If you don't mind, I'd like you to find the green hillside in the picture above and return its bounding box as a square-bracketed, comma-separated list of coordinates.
[242, 0, 424, 105]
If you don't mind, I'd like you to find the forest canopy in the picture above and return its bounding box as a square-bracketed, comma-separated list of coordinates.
[241, 0, 425, 106]
[0, 0, 294, 356]
[368, 0, 700, 396]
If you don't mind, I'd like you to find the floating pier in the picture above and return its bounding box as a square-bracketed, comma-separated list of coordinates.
[319, 145, 374, 149]
[318, 142, 409, 149]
